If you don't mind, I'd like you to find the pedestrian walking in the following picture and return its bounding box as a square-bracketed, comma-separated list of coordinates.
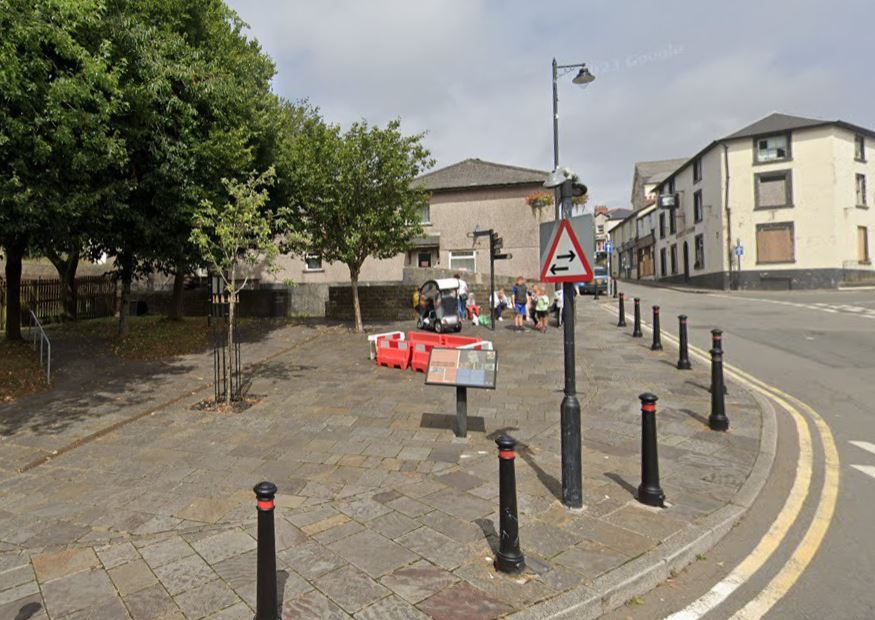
[455, 273, 469, 320]
[535, 286, 550, 332]
[512, 277, 528, 332]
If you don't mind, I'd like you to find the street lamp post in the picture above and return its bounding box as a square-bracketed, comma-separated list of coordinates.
[548, 59, 594, 510]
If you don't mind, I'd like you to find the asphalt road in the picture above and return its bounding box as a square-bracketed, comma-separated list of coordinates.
[597, 283, 875, 620]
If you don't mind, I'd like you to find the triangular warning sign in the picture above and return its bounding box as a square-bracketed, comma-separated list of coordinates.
[540, 220, 594, 283]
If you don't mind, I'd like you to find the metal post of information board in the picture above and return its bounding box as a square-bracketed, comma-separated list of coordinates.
[455, 386, 468, 438]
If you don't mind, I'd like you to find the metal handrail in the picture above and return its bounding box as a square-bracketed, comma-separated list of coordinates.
[28, 310, 51, 384]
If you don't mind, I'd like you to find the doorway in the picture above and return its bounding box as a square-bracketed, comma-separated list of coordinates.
[683, 242, 690, 282]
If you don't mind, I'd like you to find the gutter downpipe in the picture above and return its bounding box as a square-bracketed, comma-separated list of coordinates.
[723, 143, 734, 290]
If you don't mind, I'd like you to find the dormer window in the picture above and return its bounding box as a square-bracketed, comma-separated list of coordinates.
[756, 134, 790, 163]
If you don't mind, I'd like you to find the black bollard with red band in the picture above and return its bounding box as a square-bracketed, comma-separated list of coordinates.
[677, 315, 692, 370]
[709, 349, 730, 431]
[651, 306, 663, 351]
[637, 393, 666, 507]
[632, 297, 643, 337]
[617, 293, 627, 327]
[254, 481, 278, 620]
[494, 435, 525, 573]
[709, 329, 728, 394]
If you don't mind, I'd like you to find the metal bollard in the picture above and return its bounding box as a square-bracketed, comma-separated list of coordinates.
[709, 329, 728, 394]
[617, 293, 627, 327]
[594, 282, 600, 300]
[632, 298, 642, 337]
[612, 280, 618, 299]
[677, 315, 692, 370]
[637, 393, 665, 507]
[254, 481, 278, 620]
[494, 435, 525, 573]
[708, 349, 730, 431]
[651, 306, 663, 351]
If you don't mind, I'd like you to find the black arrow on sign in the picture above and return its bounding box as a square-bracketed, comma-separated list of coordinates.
[550, 264, 569, 275]
[556, 250, 576, 261]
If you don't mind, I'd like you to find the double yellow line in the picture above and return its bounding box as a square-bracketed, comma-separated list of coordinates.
[602, 305, 840, 619]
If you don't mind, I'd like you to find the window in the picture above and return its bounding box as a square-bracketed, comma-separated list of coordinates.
[448, 250, 475, 272]
[755, 170, 793, 209]
[669, 208, 677, 234]
[856, 173, 867, 207]
[855, 134, 866, 162]
[660, 247, 667, 276]
[304, 255, 322, 271]
[756, 222, 795, 264]
[597, 224, 605, 234]
[693, 190, 703, 223]
[755, 134, 790, 162]
[859, 226, 870, 263]
[418, 203, 431, 225]
[417, 252, 432, 268]
[694, 234, 704, 269]
[693, 158, 702, 183]
[659, 213, 666, 238]
[667, 177, 675, 194]
[670, 244, 678, 274]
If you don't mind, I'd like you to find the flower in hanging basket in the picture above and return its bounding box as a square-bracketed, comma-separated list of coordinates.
[526, 191, 554, 209]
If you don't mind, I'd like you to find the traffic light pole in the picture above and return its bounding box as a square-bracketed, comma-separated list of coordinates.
[558, 179, 582, 509]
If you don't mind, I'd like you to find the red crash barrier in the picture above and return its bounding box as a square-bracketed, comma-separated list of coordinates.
[376, 338, 411, 370]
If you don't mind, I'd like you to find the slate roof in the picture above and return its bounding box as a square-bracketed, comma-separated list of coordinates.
[721, 112, 829, 140]
[633, 158, 689, 185]
[608, 208, 633, 220]
[414, 158, 549, 191]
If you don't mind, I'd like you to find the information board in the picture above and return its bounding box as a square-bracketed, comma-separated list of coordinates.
[425, 348, 497, 390]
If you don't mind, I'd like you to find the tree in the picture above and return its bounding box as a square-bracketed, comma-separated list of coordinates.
[0, 0, 124, 339]
[189, 168, 278, 404]
[282, 119, 434, 332]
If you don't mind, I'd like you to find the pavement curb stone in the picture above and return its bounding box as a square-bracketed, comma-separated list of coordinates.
[508, 322, 779, 619]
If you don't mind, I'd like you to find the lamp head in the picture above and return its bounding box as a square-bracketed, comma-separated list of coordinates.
[543, 167, 571, 189]
[572, 66, 595, 85]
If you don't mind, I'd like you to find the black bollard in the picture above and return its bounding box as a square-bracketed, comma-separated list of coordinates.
[677, 315, 692, 370]
[651, 306, 663, 351]
[637, 393, 665, 507]
[709, 329, 728, 394]
[708, 349, 730, 431]
[254, 481, 278, 620]
[612, 279, 618, 299]
[594, 282, 600, 300]
[494, 435, 525, 573]
[632, 298, 642, 337]
[617, 293, 627, 327]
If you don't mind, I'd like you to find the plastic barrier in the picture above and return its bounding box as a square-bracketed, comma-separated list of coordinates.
[376, 339, 411, 370]
[458, 340, 493, 351]
[368, 331, 405, 360]
[410, 342, 435, 373]
[440, 335, 482, 349]
[408, 331, 443, 347]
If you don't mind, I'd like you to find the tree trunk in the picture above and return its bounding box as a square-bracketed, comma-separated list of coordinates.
[349, 264, 363, 333]
[47, 249, 80, 320]
[3, 238, 26, 340]
[118, 271, 132, 337]
[169, 267, 185, 321]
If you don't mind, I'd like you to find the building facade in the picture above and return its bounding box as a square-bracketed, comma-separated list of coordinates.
[261, 158, 554, 286]
[611, 113, 875, 289]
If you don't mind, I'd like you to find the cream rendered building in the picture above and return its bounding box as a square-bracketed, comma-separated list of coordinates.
[629, 113, 875, 289]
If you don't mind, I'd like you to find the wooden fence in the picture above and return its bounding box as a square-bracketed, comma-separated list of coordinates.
[0, 275, 116, 330]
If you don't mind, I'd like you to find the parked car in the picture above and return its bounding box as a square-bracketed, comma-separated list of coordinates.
[578, 266, 609, 295]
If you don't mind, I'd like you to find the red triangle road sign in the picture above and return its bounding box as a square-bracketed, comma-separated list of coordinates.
[540, 220, 594, 283]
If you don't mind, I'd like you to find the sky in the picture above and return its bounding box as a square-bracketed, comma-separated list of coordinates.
[225, 0, 875, 210]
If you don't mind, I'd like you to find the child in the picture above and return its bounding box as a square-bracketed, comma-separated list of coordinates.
[466, 294, 481, 326]
[492, 288, 508, 321]
[512, 277, 528, 331]
[535, 286, 550, 332]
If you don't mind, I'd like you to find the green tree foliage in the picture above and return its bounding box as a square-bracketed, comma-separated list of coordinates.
[189, 168, 277, 403]
[281, 119, 434, 332]
[0, 0, 125, 339]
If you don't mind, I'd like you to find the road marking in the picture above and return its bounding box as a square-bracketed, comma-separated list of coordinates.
[849, 440, 875, 456]
[850, 465, 875, 479]
[602, 303, 840, 619]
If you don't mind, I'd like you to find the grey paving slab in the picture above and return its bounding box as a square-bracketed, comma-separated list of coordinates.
[173, 579, 240, 619]
[313, 564, 390, 614]
[327, 530, 418, 578]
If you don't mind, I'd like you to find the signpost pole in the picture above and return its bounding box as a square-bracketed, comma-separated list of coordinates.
[490, 243, 496, 331]
[559, 179, 582, 509]
[455, 386, 468, 438]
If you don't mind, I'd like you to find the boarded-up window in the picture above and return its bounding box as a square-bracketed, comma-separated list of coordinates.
[859, 226, 870, 263]
[756, 223, 795, 263]
[755, 171, 792, 209]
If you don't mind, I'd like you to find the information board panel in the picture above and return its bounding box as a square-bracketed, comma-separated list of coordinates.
[425, 348, 497, 390]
